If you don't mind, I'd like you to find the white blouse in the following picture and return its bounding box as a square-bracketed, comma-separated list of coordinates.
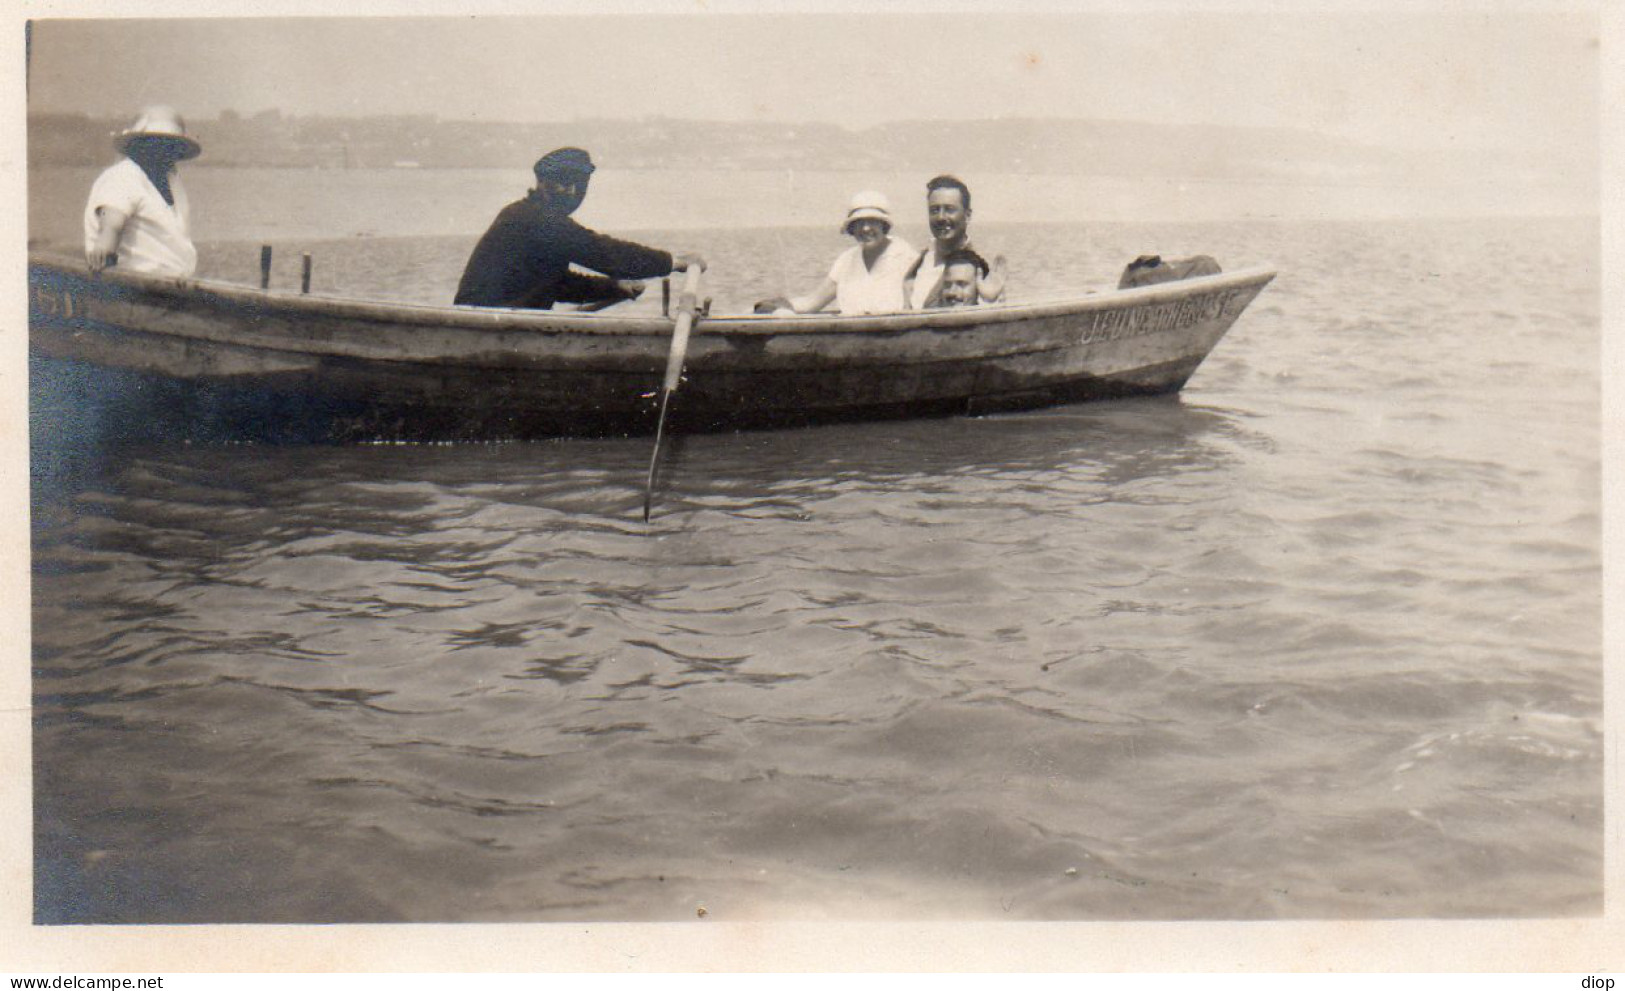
[83, 158, 198, 277]
[826, 236, 915, 314]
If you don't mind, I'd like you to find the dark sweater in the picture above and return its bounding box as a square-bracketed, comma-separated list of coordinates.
[454, 195, 673, 309]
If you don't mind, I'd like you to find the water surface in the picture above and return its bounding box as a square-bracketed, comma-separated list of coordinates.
[28, 175, 1602, 921]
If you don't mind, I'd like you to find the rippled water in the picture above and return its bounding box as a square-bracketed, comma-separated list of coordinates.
[31, 213, 1601, 922]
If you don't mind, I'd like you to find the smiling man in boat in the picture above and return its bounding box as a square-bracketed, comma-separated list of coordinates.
[933, 248, 991, 308]
[83, 106, 201, 278]
[454, 147, 704, 310]
[905, 174, 1007, 309]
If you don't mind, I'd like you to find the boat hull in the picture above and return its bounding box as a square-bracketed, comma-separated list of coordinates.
[29, 254, 1274, 440]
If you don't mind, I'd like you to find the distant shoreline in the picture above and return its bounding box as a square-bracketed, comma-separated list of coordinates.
[28, 113, 1586, 195]
[29, 163, 1594, 248]
[32, 160, 1590, 197]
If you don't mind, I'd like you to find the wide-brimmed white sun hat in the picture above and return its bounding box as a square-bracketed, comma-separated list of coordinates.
[114, 105, 202, 160]
[842, 190, 892, 234]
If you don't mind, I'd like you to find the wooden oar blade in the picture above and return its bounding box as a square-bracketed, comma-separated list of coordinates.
[642, 264, 704, 522]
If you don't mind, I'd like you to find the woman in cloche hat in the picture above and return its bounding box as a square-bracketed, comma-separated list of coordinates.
[757, 190, 916, 315]
[84, 105, 202, 277]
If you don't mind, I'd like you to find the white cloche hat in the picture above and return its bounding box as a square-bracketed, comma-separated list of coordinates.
[114, 105, 202, 160]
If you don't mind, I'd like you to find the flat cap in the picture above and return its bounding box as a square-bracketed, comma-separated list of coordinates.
[533, 147, 596, 179]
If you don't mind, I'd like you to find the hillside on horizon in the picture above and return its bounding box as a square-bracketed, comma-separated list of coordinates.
[27, 112, 1587, 196]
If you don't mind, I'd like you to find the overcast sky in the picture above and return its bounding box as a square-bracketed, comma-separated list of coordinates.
[21, 4, 1599, 161]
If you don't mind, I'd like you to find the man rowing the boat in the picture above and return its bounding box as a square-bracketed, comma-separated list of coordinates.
[84, 106, 201, 278]
[905, 174, 1007, 309]
[455, 147, 704, 310]
[932, 248, 991, 308]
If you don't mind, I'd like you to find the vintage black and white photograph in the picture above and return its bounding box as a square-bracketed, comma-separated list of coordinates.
[16, 0, 1606, 952]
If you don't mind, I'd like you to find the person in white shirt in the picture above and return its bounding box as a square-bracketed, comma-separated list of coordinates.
[84, 106, 201, 278]
[905, 174, 1007, 309]
[757, 191, 915, 315]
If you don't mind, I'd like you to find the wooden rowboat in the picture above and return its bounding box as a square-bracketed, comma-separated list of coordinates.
[28, 251, 1275, 441]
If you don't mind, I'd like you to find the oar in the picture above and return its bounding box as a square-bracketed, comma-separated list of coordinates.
[642, 263, 704, 522]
